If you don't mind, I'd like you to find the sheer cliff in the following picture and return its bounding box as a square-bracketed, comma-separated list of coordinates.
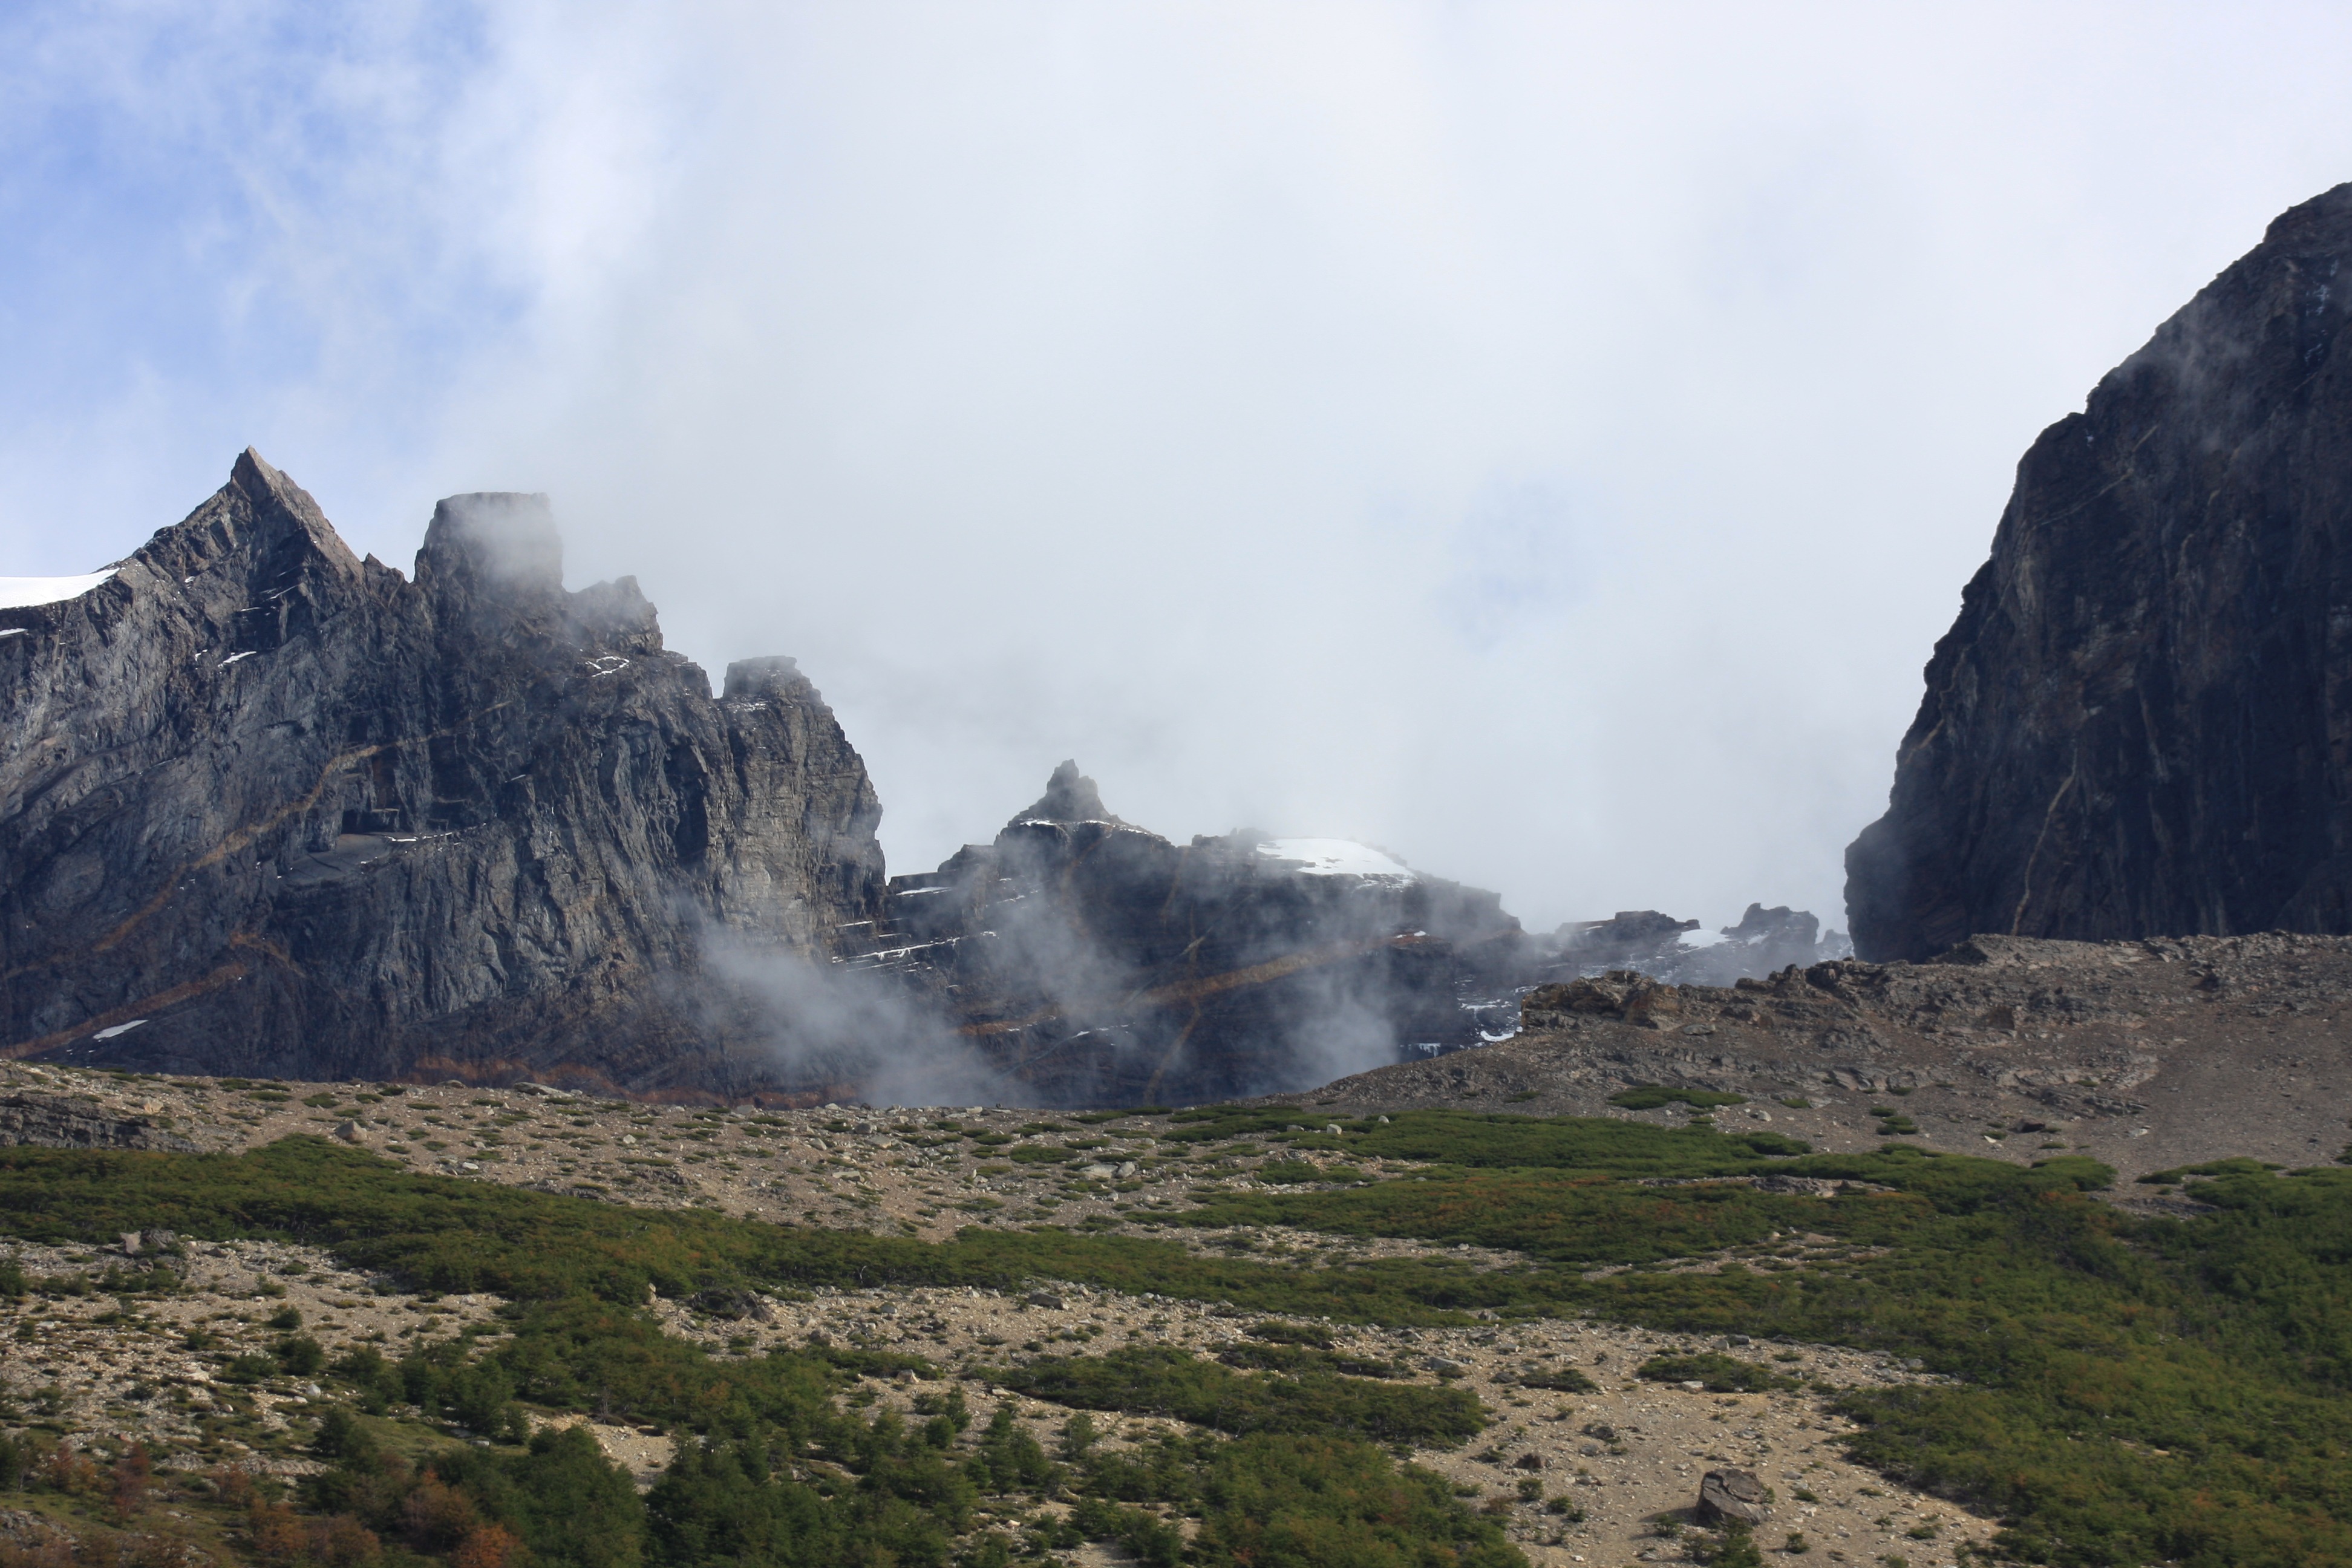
[1847, 183, 2352, 960]
[0, 451, 884, 1088]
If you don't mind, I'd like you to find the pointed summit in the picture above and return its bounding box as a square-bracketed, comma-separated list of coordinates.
[1007, 760, 1122, 831]
[221, 447, 362, 580]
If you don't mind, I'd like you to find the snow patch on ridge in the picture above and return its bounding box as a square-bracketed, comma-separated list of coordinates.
[0, 569, 117, 608]
[1255, 838, 1417, 882]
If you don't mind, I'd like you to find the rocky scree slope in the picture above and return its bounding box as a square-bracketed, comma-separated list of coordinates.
[1849, 182, 2352, 959]
[1315, 930, 2352, 1184]
[0, 451, 883, 1090]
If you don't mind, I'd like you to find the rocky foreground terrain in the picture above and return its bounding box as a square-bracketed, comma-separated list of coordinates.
[0, 1065, 2003, 1567]
[6, 927, 2348, 1565]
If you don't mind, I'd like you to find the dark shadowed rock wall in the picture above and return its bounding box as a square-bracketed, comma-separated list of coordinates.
[841, 762, 1532, 1105]
[0, 451, 884, 1088]
[1848, 184, 2352, 961]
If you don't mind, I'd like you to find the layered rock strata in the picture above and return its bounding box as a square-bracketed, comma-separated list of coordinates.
[1849, 183, 2352, 959]
[0, 451, 884, 1088]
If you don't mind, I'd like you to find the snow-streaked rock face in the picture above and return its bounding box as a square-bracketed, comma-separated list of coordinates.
[0, 450, 884, 1088]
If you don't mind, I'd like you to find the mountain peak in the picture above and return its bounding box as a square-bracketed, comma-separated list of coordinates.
[1007, 760, 1121, 829]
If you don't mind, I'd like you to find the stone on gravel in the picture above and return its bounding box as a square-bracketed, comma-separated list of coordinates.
[686, 1287, 772, 1322]
[1697, 1467, 1769, 1527]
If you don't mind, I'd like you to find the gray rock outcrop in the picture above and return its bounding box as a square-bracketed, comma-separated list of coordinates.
[1849, 184, 2352, 959]
[0, 451, 884, 1090]
[1547, 904, 1847, 987]
[1697, 1467, 1769, 1527]
[0, 1091, 195, 1152]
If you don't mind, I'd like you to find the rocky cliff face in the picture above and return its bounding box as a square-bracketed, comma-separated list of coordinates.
[1848, 184, 2352, 961]
[841, 762, 1532, 1105]
[0, 451, 884, 1088]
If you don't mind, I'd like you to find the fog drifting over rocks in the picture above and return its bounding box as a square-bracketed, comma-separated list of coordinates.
[7, 2, 2352, 933]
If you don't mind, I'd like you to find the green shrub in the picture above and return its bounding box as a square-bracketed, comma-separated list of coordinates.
[328, 1344, 403, 1413]
[990, 1345, 1487, 1446]
[1512, 1365, 1597, 1394]
[1250, 1320, 1336, 1348]
[1069, 1495, 1183, 1567]
[1609, 1086, 1748, 1111]
[971, 1405, 1060, 1495]
[1635, 1352, 1793, 1393]
[275, 1335, 327, 1376]
[1192, 1433, 1523, 1568]
[1217, 1341, 1403, 1380]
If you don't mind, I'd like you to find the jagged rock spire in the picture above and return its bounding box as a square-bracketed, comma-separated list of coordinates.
[1007, 760, 1122, 830]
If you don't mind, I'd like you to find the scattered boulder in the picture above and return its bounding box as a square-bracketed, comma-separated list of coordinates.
[685, 1287, 771, 1322]
[1697, 1467, 1769, 1527]
[0, 1510, 73, 1553]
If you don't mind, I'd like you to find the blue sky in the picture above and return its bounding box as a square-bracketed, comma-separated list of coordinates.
[7, 1, 2352, 932]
